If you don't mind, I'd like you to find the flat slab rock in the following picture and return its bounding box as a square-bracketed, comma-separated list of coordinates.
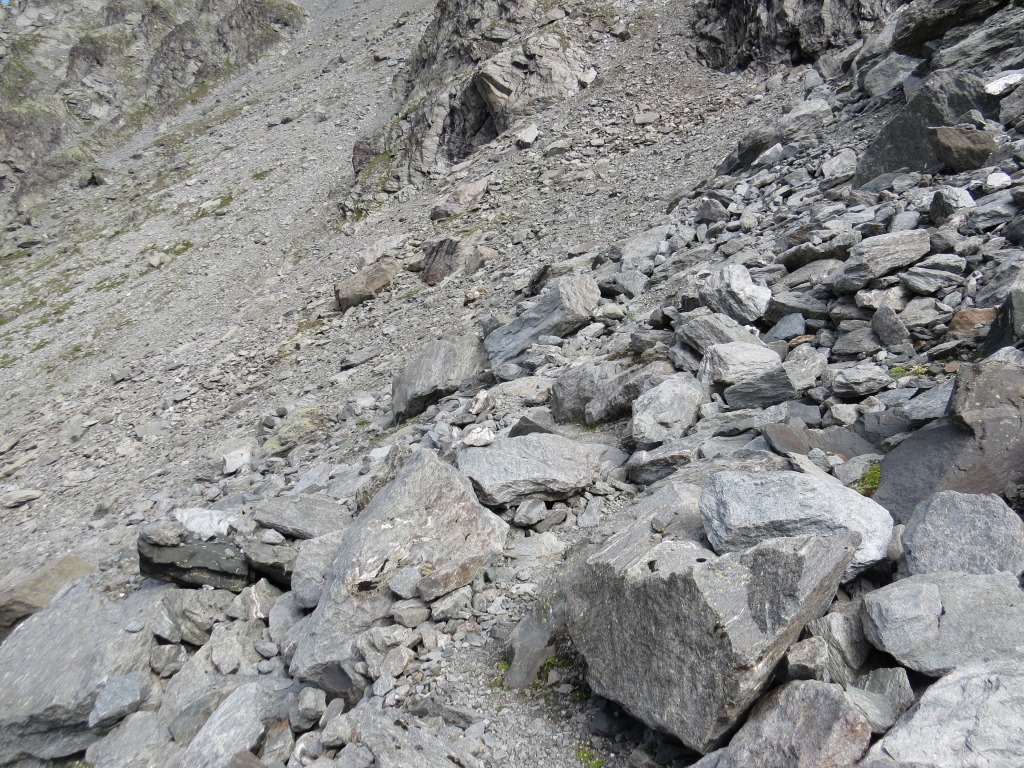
[565, 510, 857, 754]
[457, 433, 598, 506]
[391, 335, 489, 422]
[252, 495, 354, 540]
[290, 450, 507, 695]
[866, 659, 1024, 767]
[0, 583, 162, 765]
[700, 470, 893, 581]
[862, 571, 1024, 676]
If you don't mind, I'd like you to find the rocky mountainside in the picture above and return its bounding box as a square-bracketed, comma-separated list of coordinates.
[1, 0, 1024, 766]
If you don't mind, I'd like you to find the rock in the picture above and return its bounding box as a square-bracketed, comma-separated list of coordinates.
[677, 312, 764, 353]
[862, 571, 1024, 676]
[290, 451, 507, 695]
[138, 535, 252, 592]
[723, 365, 800, 409]
[698, 265, 772, 324]
[0, 554, 96, 639]
[550, 359, 664, 425]
[861, 53, 925, 98]
[0, 584, 159, 764]
[708, 681, 870, 767]
[227, 579, 282, 621]
[929, 184, 977, 223]
[899, 491, 1024, 578]
[830, 230, 931, 293]
[701, 470, 893, 580]
[698, 343, 781, 387]
[420, 235, 489, 285]
[334, 259, 400, 311]
[891, 0, 1008, 55]
[631, 373, 706, 444]
[897, 379, 954, 423]
[929, 126, 999, 172]
[825, 364, 892, 398]
[392, 335, 489, 421]
[1002, 83, 1024, 126]
[84, 711, 169, 768]
[866, 660, 1024, 766]
[484, 275, 600, 369]
[565, 512, 857, 754]
[87, 670, 151, 729]
[457, 433, 598, 506]
[982, 288, 1024, 355]
[967, 190, 1019, 233]
[871, 304, 911, 347]
[253, 496, 353, 540]
[292, 530, 347, 609]
[154, 588, 235, 645]
[516, 123, 539, 148]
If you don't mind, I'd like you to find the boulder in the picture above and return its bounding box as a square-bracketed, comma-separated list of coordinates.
[698, 343, 782, 388]
[830, 230, 931, 293]
[457, 433, 598, 506]
[0, 554, 96, 640]
[929, 126, 999, 172]
[862, 571, 1024, 676]
[551, 360, 669, 425]
[392, 335, 489, 421]
[334, 259, 400, 311]
[252, 496, 353, 540]
[565, 512, 857, 753]
[484, 275, 600, 369]
[723, 365, 800, 409]
[891, 0, 1008, 56]
[899, 491, 1024, 578]
[290, 451, 507, 695]
[631, 373, 707, 444]
[677, 312, 764, 354]
[700, 470, 893, 581]
[825, 364, 892, 398]
[866, 660, 1024, 766]
[698, 265, 771, 324]
[706, 681, 871, 768]
[0, 584, 160, 765]
[291, 530, 348, 609]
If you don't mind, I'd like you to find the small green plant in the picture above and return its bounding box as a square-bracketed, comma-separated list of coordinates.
[888, 366, 909, 378]
[252, 169, 271, 180]
[169, 240, 194, 256]
[575, 746, 605, 768]
[909, 364, 929, 376]
[196, 195, 233, 218]
[853, 463, 883, 497]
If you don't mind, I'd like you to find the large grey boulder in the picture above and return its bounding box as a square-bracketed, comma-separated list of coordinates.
[866, 660, 1024, 767]
[677, 312, 764, 354]
[698, 342, 781, 387]
[891, 0, 1009, 56]
[700, 470, 893, 581]
[334, 259, 400, 311]
[862, 571, 1024, 676]
[830, 230, 931, 293]
[291, 530, 348, 609]
[457, 433, 598, 506]
[252, 495, 353, 540]
[698, 265, 771, 324]
[0, 584, 161, 765]
[631, 373, 707, 444]
[484, 275, 599, 369]
[899, 491, 1024, 578]
[290, 451, 507, 695]
[854, 70, 998, 186]
[392, 335, 489, 421]
[0, 554, 96, 641]
[551, 360, 671, 425]
[565, 512, 857, 754]
[705, 681, 871, 768]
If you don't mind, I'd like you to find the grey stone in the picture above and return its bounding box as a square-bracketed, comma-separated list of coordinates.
[253, 495, 353, 540]
[929, 184, 977, 224]
[763, 313, 806, 342]
[722, 366, 799, 409]
[967, 190, 1019, 233]
[862, 571, 1024, 676]
[484, 275, 600, 369]
[138, 535, 252, 592]
[0, 554, 96, 640]
[806, 606, 871, 685]
[392, 335, 489, 421]
[457, 433, 598, 505]
[154, 588, 235, 647]
[565, 515, 857, 753]
[551, 360, 671, 425]
[677, 313, 764, 354]
[700, 470, 893, 581]
[844, 687, 897, 734]
[85, 710, 169, 768]
[825, 365, 892, 398]
[861, 53, 925, 98]
[858, 667, 915, 720]
[698, 265, 771, 324]
[830, 230, 931, 293]
[290, 686, 327, 732]
[290, 451, 507, 695]
[709, 681, 870, 767]
[292, 530, 348, 609]
[698, 343, 781, 387]
[513, 499, 548, 527]
[867, 660, 1024, 766]
[631, 374, 706, 443]
[226, 579, 281, 622]
[929, 126, 998, 173]
[777, 99, 833, 140]
[335, 259, 400, 311]
[899, 491, 1024, 578]
[0, 584, 159, 764]
[431, 585, 471, 621]
[390, 598, 431, 628]
[871, 305, 911, 348]
[783, 344, 829, 390]
[87, 670, 151, 729]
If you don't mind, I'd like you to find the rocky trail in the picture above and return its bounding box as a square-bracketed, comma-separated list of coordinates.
[1, 0, 1024, 766]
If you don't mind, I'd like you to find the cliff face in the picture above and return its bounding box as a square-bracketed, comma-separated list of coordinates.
[0, 0, 305, 213]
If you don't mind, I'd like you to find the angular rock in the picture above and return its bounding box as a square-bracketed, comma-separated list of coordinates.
[0, 554, 96, 639]
[392, 335, 488, 421]
[825, 364, 892, 398]
[698, 265, 772, 324]
[631, 374, 706, 444]
[290, 451, 507, 695]
[723, 365, 800, 409]
[899, 491, 1024, 578]
[565, 516, 857, 754]
[677, 312, 764, 354]
[484, 275, 599, 369]
[830, 230, 931, 293]
[709, 681, 870, 768]
[698, 343, 781, 388]
[253, 495, 353, 540]
[292, 530, 347, 609]
[866, 660, 1024, 766]
[550, 360, 669, 425]
[334, 259, 400, 311]
[457, 433, 598, 506]
[88, 671, 151, 729]
[701, 470, 893, 581]
[929, 126, 999, 172]
[0, 584, 159, 764]
[862, 571, 1024, 676]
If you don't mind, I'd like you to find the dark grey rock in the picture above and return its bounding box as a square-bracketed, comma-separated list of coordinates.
[722, 366, 799, 409]
[763, 313, 806, 342]
[457, 433, 598, 505]
[862, 571, 1024, 676]
[565, 516, 857, 753]
[632, 373, 706, 443]
[899, 491, 1024, 578]
[392, 335, 489, 421]
[929, 126, 998, 173]
[504, 584, 567, 689]
[830, 230, 931, 293]
[966, 190, 1019, 233]
[253, 496, 353, 541]
[291, 530, 346, 609]
[87, 670, 151, 729]
[551, 360, 670, 425]
[861, 53, 925, 98]
[138, 535, 252, 592]
[709, 681, 871, 767]
[871, 304, 911, 347]
[677, 312, 764, 354]
[698, 343, 781, 387]
[700, 470, 893, 580]
[982, 288, 1024, 356]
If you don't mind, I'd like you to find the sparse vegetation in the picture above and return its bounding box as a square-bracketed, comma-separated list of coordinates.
[853, 463, 883, 497]
[574, 746, 605, 768]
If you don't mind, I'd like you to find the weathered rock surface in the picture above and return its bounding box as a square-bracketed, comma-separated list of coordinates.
[566, 512, 857, 753]
[631, 373, 706, 444]
[334, 259, 400, 311]
[392, 335, 489, 421]
[0, 554, 96, 640]
[700, 470, 893, 580]
[457, 433, 598, 506]
[252, 496, 353, 541]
